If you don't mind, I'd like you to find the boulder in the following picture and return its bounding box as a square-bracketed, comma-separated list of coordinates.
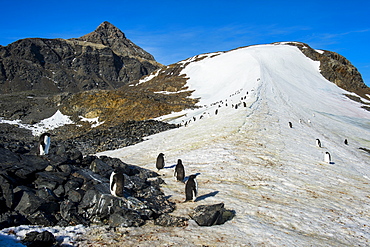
[189, 203, 235, 226]
[154, 213, 188, 227]
[108, 208, 144, 227]
[89, 158, 112, 178]
[26, 211, 56, 226]
[21, 230, 56, 247]
[14, 189, 45, 216]
[34, 171, 68, 190]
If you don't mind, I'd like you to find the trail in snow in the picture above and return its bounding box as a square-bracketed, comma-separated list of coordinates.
[98, 44, 370, 246]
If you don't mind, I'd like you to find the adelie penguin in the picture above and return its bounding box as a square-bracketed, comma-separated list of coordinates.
[316, 139, 322, 148]
[38, 133, 51, 156]
[156, 153, 165, 171]
[174, 159, 185, 182]
[324, 152, 332, 164]
[185, 174, 198, 202]
[110, 167, 125, 197]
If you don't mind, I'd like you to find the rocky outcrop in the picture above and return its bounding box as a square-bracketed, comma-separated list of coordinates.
[281, 42, 370, 99]
[0, 143, 175, 229]
[0, 21, 161, 94]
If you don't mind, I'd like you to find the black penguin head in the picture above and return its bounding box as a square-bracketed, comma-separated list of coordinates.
[114, 167, 124, 174]
[159, 153, 164, 157]
[177, 159, 182, 164]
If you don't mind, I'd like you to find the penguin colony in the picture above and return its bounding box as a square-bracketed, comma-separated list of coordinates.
[179, 87, 252, 127]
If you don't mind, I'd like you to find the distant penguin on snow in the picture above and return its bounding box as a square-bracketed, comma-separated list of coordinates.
[324, 152, 331, 164]
[185, 174, 198, 202]
[316, 139, 322, 148]
[156, 153, 165, 171]
[288, 122, 293, 128]
[110, 167, 125, 197]
[174, 159, 185, 182]
[38, 133, 51, 155]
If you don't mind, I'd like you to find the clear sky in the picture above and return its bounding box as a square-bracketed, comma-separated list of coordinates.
[0, 0, 369, 86]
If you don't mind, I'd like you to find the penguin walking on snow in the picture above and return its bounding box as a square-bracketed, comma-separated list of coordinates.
[38, 133, 51, 156]
[174, 159, 185, 182]
[316, 139, 322, 148]
[185, 174, 198, 202]
[110, 167, 125, 197]
[324, 152, 332, 164]
[156, 153, 165, 171]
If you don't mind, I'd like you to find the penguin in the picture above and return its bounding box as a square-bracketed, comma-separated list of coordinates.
[185, 174, 198, 202]
[316, 139, 322, 148]
[324, 152, 331, 164]
[110, 167, 125, 197]
[344, 139, 348, 145]
[38, 133, 51, 156]
[156, 153, 165, 171]
[215, 109, 218, 115]
[174, 159, 185, 182]
[288, 122, 293, 128]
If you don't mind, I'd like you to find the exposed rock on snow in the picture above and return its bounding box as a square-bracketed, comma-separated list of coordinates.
[190, 203, 235, 226]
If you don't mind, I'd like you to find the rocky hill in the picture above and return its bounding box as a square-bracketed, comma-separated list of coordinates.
[0, 21, 161, 94]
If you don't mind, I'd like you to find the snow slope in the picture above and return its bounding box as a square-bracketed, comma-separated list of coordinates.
[98, 44, 370, 246]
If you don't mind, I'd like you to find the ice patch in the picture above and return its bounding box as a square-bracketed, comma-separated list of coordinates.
[0, 110, 74, 136]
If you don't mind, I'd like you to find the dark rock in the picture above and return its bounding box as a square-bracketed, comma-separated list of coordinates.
[190, 203, 235, 226]
[14, 189, 44, 216]
[60, 200, 88, 225]
[0, 211, 28, 229]
[21, 230, 56, 247]
[99, 156, 130, 174]
[89, 158, 112, 178]
[108, 208, 144, 227]
[64, 177, 84, 194]
[67, 189, 84, 203]
[53, 184, 65, 198]
[139, 195, 176, 216]
[36, 187, 60, 202]
[0, 175, 14, 210]
[34, 171, 68, 190]
[154, 213, 188, 227]
[26, 211, 56, 226]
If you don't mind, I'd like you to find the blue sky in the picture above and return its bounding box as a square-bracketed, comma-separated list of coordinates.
[0, 0, 369, 86]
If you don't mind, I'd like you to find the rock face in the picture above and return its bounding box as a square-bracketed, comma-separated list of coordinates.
[0, 21, 161, 94]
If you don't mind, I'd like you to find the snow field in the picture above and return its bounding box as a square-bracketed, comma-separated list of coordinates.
[99, 44, 370, 246]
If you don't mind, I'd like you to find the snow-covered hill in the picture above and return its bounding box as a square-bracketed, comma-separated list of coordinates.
[99, 43, 370, 246]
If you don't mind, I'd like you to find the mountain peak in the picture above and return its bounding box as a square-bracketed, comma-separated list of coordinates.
[74, 21, 155, 61]
[77, 21, 126, 45]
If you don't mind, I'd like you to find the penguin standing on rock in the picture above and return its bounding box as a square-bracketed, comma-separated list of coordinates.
[156, 153, 165, 171]
[174, 159, 185, 182]
[110, 167, 125, 197]
[38, 133, 51, 156]
[185, 174, 198, 202]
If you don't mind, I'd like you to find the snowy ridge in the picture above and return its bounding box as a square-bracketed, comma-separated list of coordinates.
[99, 43, 370, 246]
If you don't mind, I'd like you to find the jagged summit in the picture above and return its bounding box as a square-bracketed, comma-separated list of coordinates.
[73, 21, 155, 61]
